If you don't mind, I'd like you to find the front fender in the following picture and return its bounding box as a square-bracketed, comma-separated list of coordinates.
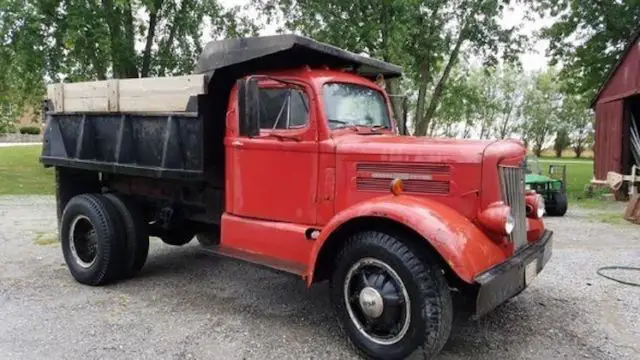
[308, 195, 509, 284]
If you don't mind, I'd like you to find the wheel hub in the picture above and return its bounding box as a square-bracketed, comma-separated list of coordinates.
[343, 257, 412, 345]
[69, 215, 98, 269]
[358, 287, 384, 318]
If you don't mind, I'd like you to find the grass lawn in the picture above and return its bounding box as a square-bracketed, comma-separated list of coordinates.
[0, 145, 54, 195]
[537, 158, 594, 198]
[534, 158, 622, 213]
[540, 148, 594, 159]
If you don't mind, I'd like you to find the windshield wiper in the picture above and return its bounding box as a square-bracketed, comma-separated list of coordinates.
[370, 125, 389, 132]
[328, 119, 359, 131]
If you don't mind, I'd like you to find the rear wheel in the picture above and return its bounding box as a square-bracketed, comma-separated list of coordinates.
[330, 231, 453, 360]
[60, 194, 126, 285]
[104, 193, 149, 277]
[546, 191, 568, 216]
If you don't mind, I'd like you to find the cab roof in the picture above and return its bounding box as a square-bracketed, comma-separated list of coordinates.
[195, 34, 403, 82]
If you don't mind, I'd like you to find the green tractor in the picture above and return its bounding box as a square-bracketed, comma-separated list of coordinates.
[524, 155, 568, 216]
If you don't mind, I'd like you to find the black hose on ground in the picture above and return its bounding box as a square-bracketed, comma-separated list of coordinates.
[596, 266, 640, 287]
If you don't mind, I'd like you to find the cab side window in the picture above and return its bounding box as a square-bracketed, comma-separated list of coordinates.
[258, 88, 309, 129]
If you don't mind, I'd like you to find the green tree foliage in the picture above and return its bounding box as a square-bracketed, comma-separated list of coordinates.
[428, 65, 482, 138]
[521, 68, 562, 156]
[0, 0, 259, 123]
[253, 0, 527, 135]
[553, 128, 570, 157]
[530, 0, 640, 96]
[427, 63, 526, 140]
[560, 93, 594, 158]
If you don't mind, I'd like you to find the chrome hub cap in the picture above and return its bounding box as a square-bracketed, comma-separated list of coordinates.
[344, 257, 411, 345]
[358, 287, 384, 318]
[69, 215, 98, 269]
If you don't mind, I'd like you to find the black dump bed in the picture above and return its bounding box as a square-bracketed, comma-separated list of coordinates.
[41, 35, 402, 181]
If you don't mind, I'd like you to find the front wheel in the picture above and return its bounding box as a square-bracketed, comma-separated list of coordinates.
[330, 231, 453, 360]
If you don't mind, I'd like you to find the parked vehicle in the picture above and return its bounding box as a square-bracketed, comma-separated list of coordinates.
[524, 155, 568, 216]
[41, 35, 553, 360]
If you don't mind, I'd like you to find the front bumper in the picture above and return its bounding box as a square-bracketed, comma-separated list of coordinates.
[473, 230, 553, 318]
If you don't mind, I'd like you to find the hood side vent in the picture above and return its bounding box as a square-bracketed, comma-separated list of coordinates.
[356, 162, 451, 194]
[356, 163, 450, 175]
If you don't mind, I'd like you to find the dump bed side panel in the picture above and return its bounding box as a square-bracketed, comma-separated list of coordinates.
[46, 74, 206, 113]
[41, 112, 204, 180]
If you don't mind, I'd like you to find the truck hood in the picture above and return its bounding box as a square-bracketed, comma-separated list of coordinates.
[334, 134, 497, 163]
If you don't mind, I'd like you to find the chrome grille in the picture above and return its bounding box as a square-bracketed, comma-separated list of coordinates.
[499, 166, 527, 249]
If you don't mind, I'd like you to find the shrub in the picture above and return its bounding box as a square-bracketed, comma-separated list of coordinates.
[0, 118, 15, 134]
[19, 126, 41, 135]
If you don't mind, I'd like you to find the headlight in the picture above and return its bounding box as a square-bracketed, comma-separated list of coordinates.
[525, 192, 545, 219]
[478, 202, 514, 235]
[536, 195, 545, 218]
[505, 212, 515, 234]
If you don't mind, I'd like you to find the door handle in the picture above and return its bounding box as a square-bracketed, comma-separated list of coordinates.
[231, 140, 243, 147]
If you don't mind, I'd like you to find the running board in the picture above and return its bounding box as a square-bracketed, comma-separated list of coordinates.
[198, 245, 308, 278]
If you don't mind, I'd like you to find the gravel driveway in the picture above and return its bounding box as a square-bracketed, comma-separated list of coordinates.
[1, 196, 638, 360]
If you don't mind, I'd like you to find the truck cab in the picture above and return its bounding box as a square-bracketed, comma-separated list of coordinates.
[41, 35, 552, 360]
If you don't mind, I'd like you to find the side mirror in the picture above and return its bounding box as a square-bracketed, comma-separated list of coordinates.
[237, 77, 260, 137]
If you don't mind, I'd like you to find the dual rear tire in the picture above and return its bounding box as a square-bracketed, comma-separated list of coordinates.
[60, 193, 150, 286]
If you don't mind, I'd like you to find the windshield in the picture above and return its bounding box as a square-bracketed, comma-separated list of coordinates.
[323, 83, 391, 130]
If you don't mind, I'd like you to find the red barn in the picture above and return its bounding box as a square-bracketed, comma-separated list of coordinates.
[591, 30, 640, 189]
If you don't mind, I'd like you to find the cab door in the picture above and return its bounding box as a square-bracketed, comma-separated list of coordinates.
[226, 81, 319, 225]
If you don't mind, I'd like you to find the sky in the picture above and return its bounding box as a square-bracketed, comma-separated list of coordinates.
[218, 0, 554, 72]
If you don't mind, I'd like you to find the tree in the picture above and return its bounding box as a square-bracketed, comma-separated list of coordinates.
[530, 0, 640, 97]
[521, 68, 562, 157]
[0, 0, 259, 119]
[560, 93, 594, 158]
[413, 0, 525, 136]
[492, 66, 525, 139]
[253, 0, 527, 135]
[428, 63, 526, 140]
[429, 64, 477, 137]
[553, 129, 570, 157]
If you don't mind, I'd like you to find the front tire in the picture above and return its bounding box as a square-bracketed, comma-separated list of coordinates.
[330, 231, 453, 360]
[60, 194, 126, 286]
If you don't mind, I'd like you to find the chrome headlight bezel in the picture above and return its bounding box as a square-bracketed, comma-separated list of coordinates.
[536, 194, 546, 218]
[504, 212, 515, 234]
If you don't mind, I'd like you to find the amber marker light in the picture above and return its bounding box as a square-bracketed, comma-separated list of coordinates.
[390, 178, 404, 196]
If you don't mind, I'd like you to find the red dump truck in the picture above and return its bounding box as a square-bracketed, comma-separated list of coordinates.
[41, 35, 552, 360]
